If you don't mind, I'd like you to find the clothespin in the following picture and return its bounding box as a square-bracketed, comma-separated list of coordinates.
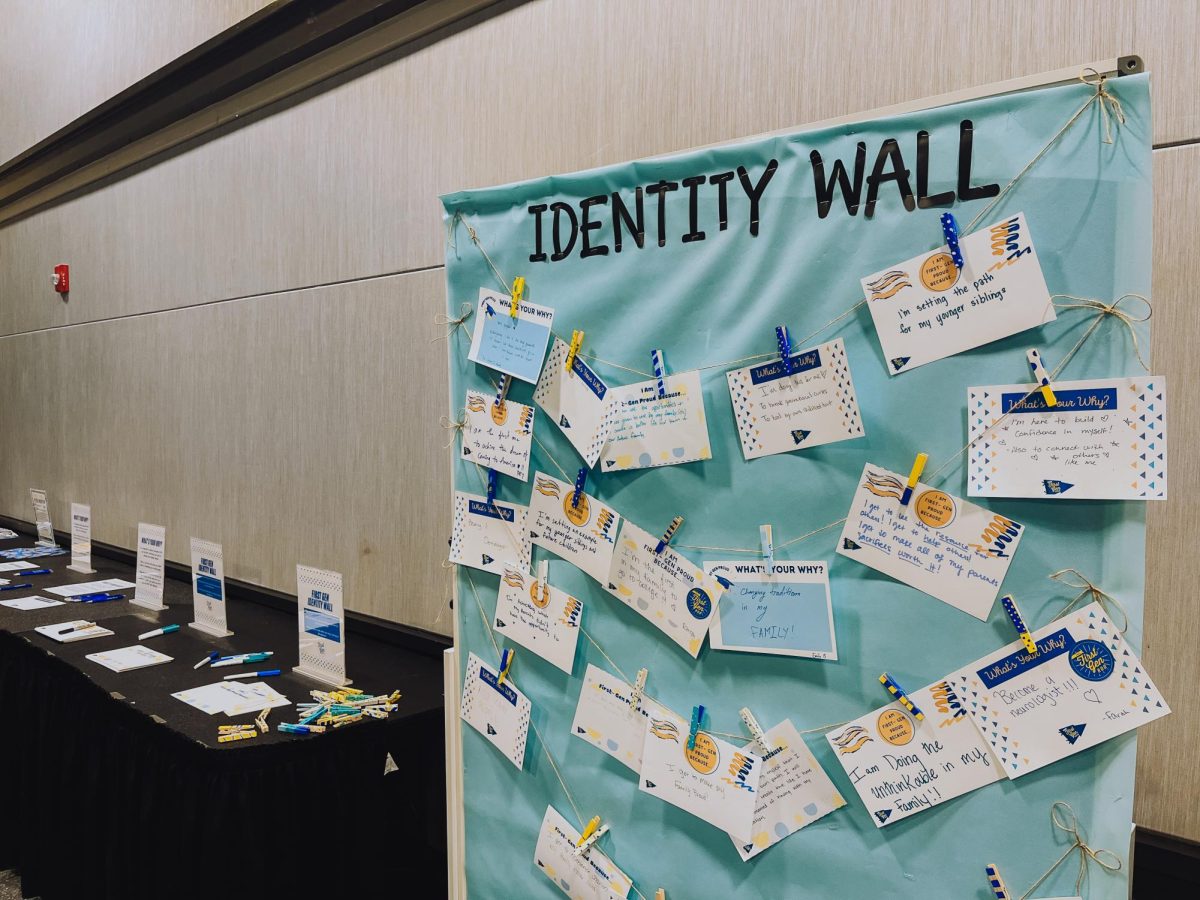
[497, 647, 515, 687]
[565, 329, 584, 371]
[739, 707, 773, 755]
[486, 469, 498, 505]
[255, 706, 271, 734]
[536, 559, 549, 598]
[899, 452, 928, 506]
[573, 816, 609, 858]
[655, 516, 683, 555]
[984, 863, 1010, 900]
[759, 525, 774, 571]
[687, 705, 705, 750]
[941, 212, 964, 270]
[629, 667, 648, 709]
[776, 325, 793, 376]
[655, 891, 666, 900]
[879, 672, 924, 720]
[650, 349, 667, 398]
[509, 276, 525, 318]
[571, 468, 587, 509]
[1026, 348, 1058, 407]
[494, 373, 512, 410]
[1000, 594, 1038, 655]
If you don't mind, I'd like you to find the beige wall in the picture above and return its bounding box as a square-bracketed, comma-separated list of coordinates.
[0, 0, 1196, 836]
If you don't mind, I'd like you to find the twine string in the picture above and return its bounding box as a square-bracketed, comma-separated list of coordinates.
[1048, 568, 1131, 634]
[440, 412, 467, 449]
[1017, 801, 1122, 900]
[432, 301, 475, 343]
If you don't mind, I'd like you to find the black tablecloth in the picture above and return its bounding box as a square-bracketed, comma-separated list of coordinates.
[0, 538, 447, 900]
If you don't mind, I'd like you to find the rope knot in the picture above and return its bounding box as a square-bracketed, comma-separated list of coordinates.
[1080, 68, 1126, 144]
[1048, 293, 1153, 372]
[432, 302, 474, 343]
[439, 411, 467, 448]
[1017, 802, 1122, 899]
[1049, 568, 1130, 634]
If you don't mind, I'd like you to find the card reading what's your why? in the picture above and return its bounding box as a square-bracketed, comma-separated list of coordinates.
[862, 213, 1054, 374]
[726, 338, 865, 459]
[825, 680, 1003, 828]
[949, 601, 1170, 778]
[599, 369, 712, 471]
[534, 336, 613, 467]
[570, 663, 667, 773]
[967, 376, 1167, 500]
[461, 389, 534, 482]
[459, 652, 532, 770]
[493, 565, 581, 675]
[705, 560, 837, 660]
[467, 287, 555, 384]
[449, 491, 531, 576]
[534, 805, 633, 900]
[527, 472, 621, 585]
[837, 463, 1024, 620]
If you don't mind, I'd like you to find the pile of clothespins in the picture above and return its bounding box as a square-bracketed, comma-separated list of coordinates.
[217, 706, 274, 743]
[278, 688, 402, 736]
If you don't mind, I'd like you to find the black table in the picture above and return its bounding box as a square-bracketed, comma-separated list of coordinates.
[0, 536, 447, 899]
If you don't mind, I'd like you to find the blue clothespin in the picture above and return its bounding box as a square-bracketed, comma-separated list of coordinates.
[776, 325, 792, 376]
[687, 705, 705, 750]
[941, 212, 964, 269]
[1000, 594, 1038, 655]
[650, 349, 667, 398]
[655, 516, 683, 555]
[571, 468, 587, 509]
[880, 672, 924, 720]
[497, 647, 515, 686]
[486, 469, 498, 505]
[494, 374, 511, 410]
[984, 863, 1009, 899]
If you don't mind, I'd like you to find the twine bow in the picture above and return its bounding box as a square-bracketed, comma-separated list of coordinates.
[1049, 568, 1130, 634]
[1080, 68, 1126, 144]
[432, 302, 474, 343]
[1049, 293, 1152, 373]
[1018, 802, 1122, 899]
[439, 412, 467, 449]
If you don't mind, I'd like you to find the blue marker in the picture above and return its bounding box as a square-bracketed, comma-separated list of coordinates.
[0, 583, 33, 592]
[222, 669, 281, 681]
[23, 568, 52, 576]
[80, 593, 124, 604]
[77, 591, 118, 601]
[211, 651, 273, 669]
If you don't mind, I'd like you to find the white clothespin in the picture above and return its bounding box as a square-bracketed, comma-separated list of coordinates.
[629, 667, 648, 710]
[574, 817, 609, 857]
[1026, 348, 1058, 407]
[739, 707, 773, 754]
[536, 559, 549, 603]
[759, 525, 774, 572]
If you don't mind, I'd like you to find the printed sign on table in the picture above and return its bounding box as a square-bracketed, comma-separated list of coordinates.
[460, 651, 532, 770]
[449, 491, 531, 576]
[462, 389, 534, 481]
[570, 663, 667, 773]
[534, 337, 613, 467]
[640, 708, 761, 836]
[606, 521, 724, 658]
[29, 488, 55, 546]
[534, 806, 633, 900]
[494, 565, 581, 674]
[825, 679, 1003, 827]
[862, 213, 1054, 374]
[948, 601, 1170, 778]
[599, 370, 711, 471]
[706, 560, 837, 660]
[967, 376, 1167, 500]
[729, 719, 845, 861]
[189, 537, 231, 637]
[467, 287, 555, 384]
[837, 463, 1023, 620]
[295, 565, 348, 687]
[527, 472, 620, 585]
[68, 502, 95, 574]
[132, 522, 167, 611]
[726, 338, 865, 459]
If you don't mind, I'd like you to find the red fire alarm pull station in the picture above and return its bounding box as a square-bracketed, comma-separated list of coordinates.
[52, 264, 69, 293]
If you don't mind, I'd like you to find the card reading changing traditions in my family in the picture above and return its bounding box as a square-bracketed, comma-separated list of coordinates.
[467, 287, 555, 384]
[705, 560, 836, 660]
[862, 213, 1054, 374]
[606, 521, 724, 658]
[726, 338, 865, 459]
[449, 492, 530, 575]
[570, 663, 667, 773]
[729, 719, 845, 861]
[837, 463, 1023, 620]
[948, 601, 1170, 778]
[459, 651, 532, 770]
[640, 708, 762, 836]
[534, 805, 633, 900]
[494, 565, 582, 674]
[462, 389, 535, 481]
[825, 679, 1003, 827]
[599, 370, 711, 471]
[967, 376, 1167, 500]
[527, 472, 621, 584]
[535, 337, 613, 467]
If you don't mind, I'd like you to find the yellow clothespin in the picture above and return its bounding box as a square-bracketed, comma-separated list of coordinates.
[565, 329, 584, 371]
[899, 452, 928, 506]
[497, 647, 515, 687]
[1026, 348, 1057, 407]
[1000, 595, 1038, 655]
[509, 277, 525, 318]
[574, 816, 608, 857]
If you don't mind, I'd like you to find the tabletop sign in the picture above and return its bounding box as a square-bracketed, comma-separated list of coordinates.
[294, 565, 349, 687]
[29, 488, 55, 547]
[132, 522, 168, 611]
[189, 538, 232, 638]
[67, 502, 96, 574]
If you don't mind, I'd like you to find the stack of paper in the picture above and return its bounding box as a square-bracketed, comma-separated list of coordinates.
[86, 645, 174, 673]
[44, 578, 135, 599]
[172, 680, 291, 717]
[35, 621, 115, 643]
[0, 595, 66, 611]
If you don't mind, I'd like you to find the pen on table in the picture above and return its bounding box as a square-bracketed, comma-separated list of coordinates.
[22, 568, 52, 576]
[222, 669, 281, 681]
[193, 650, 221, 670]
[0, 583, 33, 592]
[77, 590, 119, 601]
[62, 621, 97, 634]
[80, 593, 124, 604]
[210, 652, 273, 669]
[138, 624, 180, 640]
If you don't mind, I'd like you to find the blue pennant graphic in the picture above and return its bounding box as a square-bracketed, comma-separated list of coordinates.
[560, 415, 571, 429]
[1043, 479, 1074, 495]
[1059, 723, 1086, 744]
[842, 538, 861, 551]
[792, 429, 812, 445]
[890, 357, 911, 371]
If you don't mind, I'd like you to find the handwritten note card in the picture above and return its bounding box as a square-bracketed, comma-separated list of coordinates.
[967, 376, 1168, 500]
[862, 213, 1054, 374]
[825, 679, 1002, 827]
[641, 708, 762, 836]
[706, 560, 837, 659]
[534, 337, 613, 467]
[467, 287, 555, 384]
[462, 389, 535, 481]
[460, 651, 532, 770]
[948, 601, 1170, 778]
[528, 472, 621, 584]
[606, 521, 724, 658]
[726, 338, 865, 459]
[494, 565, 581, 674]
[599, 370, 711, 471]
[571, 663, 667, 773]
[729, 720, 845, 861]
[534, 806, 633, 900]
[449, 491, 531, 575]
[837, 463, 1024, 620]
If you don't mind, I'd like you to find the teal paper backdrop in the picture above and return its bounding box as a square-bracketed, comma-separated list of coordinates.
[442, 73, 1152, 899]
